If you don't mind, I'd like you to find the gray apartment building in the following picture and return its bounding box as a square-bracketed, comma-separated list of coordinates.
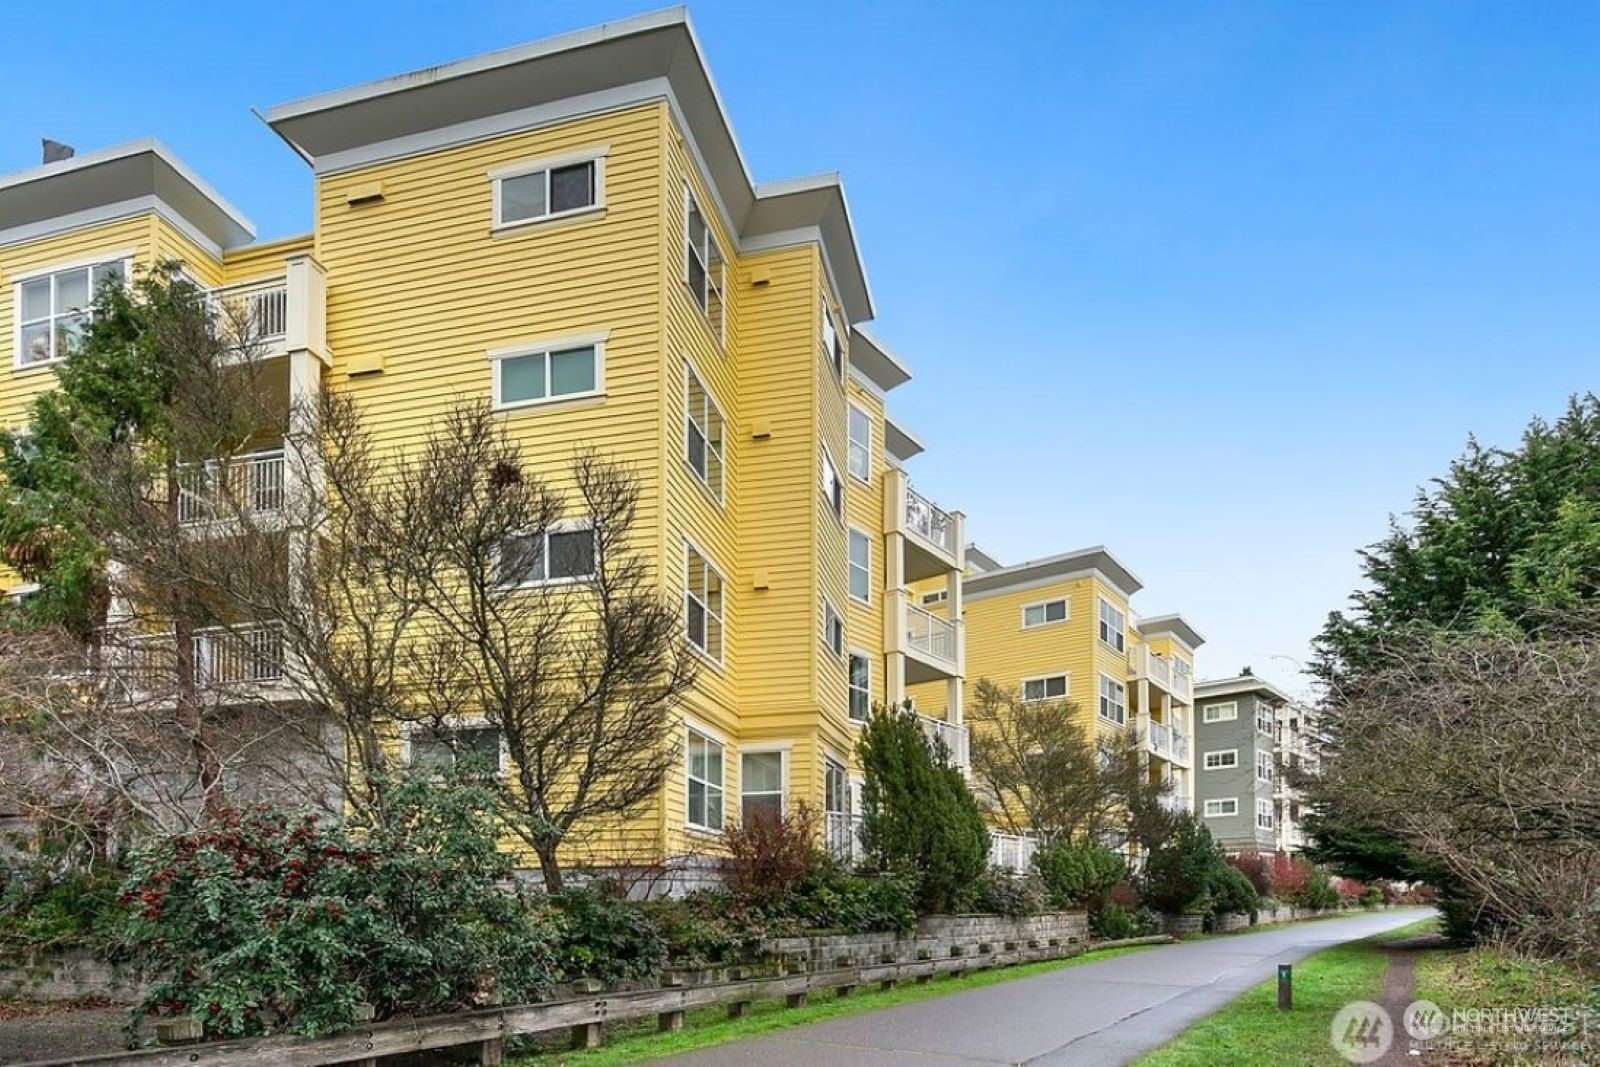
[1192, 673, 1293, 852]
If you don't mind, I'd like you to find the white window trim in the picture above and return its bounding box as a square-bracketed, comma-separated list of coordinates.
[847, 648, 872, 724]
[846, 402, 872, 483]
[496, 518, 596, 589]
[400, 716, 508, 778]
[684, 724, 726, 834]
[921, 589, 948, 606]
[683, 358, 725, 505]
[847, 527, 872, 604]
[1203, 701, 1239, 723]
[683, 183, 726, 346]
[820, 444, 845, 524]
[1256, 798, 1275, 829]
[822, 596, 845, 659]
[820, 296, 845, 382]
[488, 330, 608, 412]
[683, 538, 727, 668]
[1097, 597, 1127, 653]
[1097, 672, 1127, 725]
[1020, 597, 1069, 629]
[13, 251, 134, 372]
[1204, 798, 1240, 818]
[1020, 673, 1070, 703]
[1256, 751, 1275, 782]
[739, 745, 789, 822]
[488, 146, 608, 232]
[1202, 749, 1238, 770]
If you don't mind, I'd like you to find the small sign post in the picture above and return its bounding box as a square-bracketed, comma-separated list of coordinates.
[1277, 964, 1293, 1011]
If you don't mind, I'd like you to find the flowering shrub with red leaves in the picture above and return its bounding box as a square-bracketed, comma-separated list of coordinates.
[113, 773, 555, 1040]
[1225, 850, 1275, 898]
[1268, 853, 1312, 902]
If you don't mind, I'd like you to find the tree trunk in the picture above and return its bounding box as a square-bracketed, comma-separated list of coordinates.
[536, 842, 565, 893]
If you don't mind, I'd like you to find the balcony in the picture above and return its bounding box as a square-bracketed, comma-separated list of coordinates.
[176, 449, 286, 525]
[1147, 720, 1191, 764]
[825, 810, 863, 862]
[112, 622, 292, 698]
[918, 713, 969, 768]
[887, 590, 961, 685]
[210, 278, 289, 355]
[988, 832, 1038, 873]
[884, 469, 962, 582]
[1128, 646, 1194, 703]
[1160, 793, 1192, 815]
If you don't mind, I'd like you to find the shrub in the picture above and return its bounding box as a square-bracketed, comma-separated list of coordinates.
[1302, 865, 1341, 910]
[1107, 880, 1140, 909]
[1268, 853, 1312, 903]
[545, 887, 668, 984]
[1091, 901, 1135, 940]
[1360, 884, 1385, 908]
[1141, 815, 1225, 914]
[641, 892, 767, 968]
[0, 857, 121, 948]
[857, 707, 989, 914]
[722, 804, 821, 905]
[1208, 863, 1260, 920]
[972, 867, 1047, 918]
[1331, 876, 1366, 906]
[776, 861, 919, 934]
[1032, 840, 1125, 910]
[114, 773, 556, 1040]
[1225, 850, 1275, 899]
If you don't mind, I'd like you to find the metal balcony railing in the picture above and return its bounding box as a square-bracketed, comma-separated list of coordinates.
[903, 484, 955, 555]
[988, 832, 1038, 873]
[918, 713, 969, 767]
[210, 278, 288, 343]
[176, 450, 286, 525]
[824, 810, 863, 862]
[905, 601, 957, 664]
[109, 622, 287, 690]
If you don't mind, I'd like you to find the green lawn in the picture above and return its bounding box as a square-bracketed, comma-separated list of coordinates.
[509, 943, 1157, 1065]
[1136, 918, 1439, 1067]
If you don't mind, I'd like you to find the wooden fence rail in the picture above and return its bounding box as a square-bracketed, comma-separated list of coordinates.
[26, 934, 1169, 1067]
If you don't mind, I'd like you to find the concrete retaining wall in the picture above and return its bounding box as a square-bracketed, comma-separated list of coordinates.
[764, 912, 1087, 969]
[0, 948, 145, 1002]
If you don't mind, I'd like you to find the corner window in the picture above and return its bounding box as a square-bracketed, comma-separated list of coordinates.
[1203, 749, 1238, 770]
[1203, 701, 1238, 723]
[740, 750, 784, 825]
[821, 448, 844, 520]
[491, 336, 602, 409]
[1022, 598, 1068, 629]
[1097, 674, 1127, 725]
[1097, 598, 1127, 653]
[16, 259, 126, 368]
[684, 544, 725, 662]
[498, 522, 596, 586]
[848, 653, 871, 722]
[820, 297, 844, 379]
[1022, 674, 1069, 702]
[684, 362, 725, 498]
[492, 152, 603, 229]
[1204, 798, 1239, 818]
[848, 528, 871, 603]
[847, 403, 872, 481]
[407, 722, 503, 776]
[1256, 751, 1274, 782]
[1256, 798, 1275, 830]
[822, 598, 844, 658]
[684, 187, 725, 338]
[686, 728, 724, 831]
[1257, 704, 1276, 735]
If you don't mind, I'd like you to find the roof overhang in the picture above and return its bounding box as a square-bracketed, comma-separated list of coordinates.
[964, 544, 1005, 574]
[964, 545, 1144, 600]
[848, 325, 911, 393]
[0, 139, 254, 253]
[263, 6, 873, 322]
[884, 415, 924, 464]
[1136, 613, 1207, 650]
[1194, 675, 1294, 705]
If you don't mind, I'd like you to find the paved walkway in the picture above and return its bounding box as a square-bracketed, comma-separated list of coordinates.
[656, 907, 1434, 1066]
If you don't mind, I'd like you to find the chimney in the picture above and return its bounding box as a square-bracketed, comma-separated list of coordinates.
[42, 139, 75, 164]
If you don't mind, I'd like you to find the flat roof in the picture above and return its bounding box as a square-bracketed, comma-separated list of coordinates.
[884, 415, 925, 463]
[1194, 674, 1295, 705]
[264, 6, 874, 324]
[1136, 613, 1207, 649]
[850, 326, 912, 393]
[964, 545, 1143, 599]
[0, 139, 255, 252]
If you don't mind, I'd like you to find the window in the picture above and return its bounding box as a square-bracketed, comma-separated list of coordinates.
[1022, 674, 1069, 702]
[1256, 750, 1274, 782]
[685, 544, 725, 661]
[847, 404, 871, 481]
[16, 259, 126, 367]
[1204, 798, 1239, 818]
[1203, 749, 1238, 770]
[1098, 674, 1127, 725]
[1257, 704, 1276, 735]
[821, 448, 844, 520]
[492, 153, 601, 228]
[740, 750, 784, 824]
[1022, 598, 1068, 628]
[921, 590, 948, 606]
[848, 652, 871, 722]
[407, 722, 503, 776]
[684, 187, 724, 337]
[491, 337, 602, 409]
[1256, 798, 1275, 830]
[822, 598, 844, 657]
[820, 297, 844, 379]
[1097, 599, 1127, 652]
[824, 757, 849, 817]
[498, 522, 595, 586]
[686, 728, 724, 831]
[1203, 701, 1239, 723]
[848, 529, 871, 603]
[684, 362, 724, 497]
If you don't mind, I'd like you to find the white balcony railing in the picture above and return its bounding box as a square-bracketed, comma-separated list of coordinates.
[1149, 719, 1171, 758]
[1170, 657, 1193, 702]
[825, 810, 863, 862]
[110, 622, 287, 691]
[904, 484, 956, 555]
[1160, 793, 1192, 815]
[1172, 726, 1190, 762]
[176, 450, 286, 525]
[210, 278, 288, 344]
[905, 601, 958, 664]
[918, 713, 969, 768]
[989, 832, 1038, 873]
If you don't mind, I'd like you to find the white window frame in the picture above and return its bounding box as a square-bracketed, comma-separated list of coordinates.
[684, 540, 726, 665]
[1204, 798, 1239, 818]
[496, 519, 597, 588]
[683, 184, 725, 342]
[685, 725, 726, 833]
[1256, 798, 1275, 830]
[820, 446, 844, 522]
[683, 359, 725, 502]
[1097, 597, 1127, 653]
[1203, 749, 1238, 771]
[848, 650, 872, 723]
[822, 597, 845, 658]
[1021, 598, 1069, 629]
[13, 253, 132, 371]
[820, 295, 844, 380]
[489, 331, 607, 411]
[847, 402, 872, 482]
[847, 527, 872, 604]
[739, 745, 788, 825]
[1021, 673, 1070, 703]
[400, 717, 507, 778]
[1203, 701, 1239, 724]
[1257, 704, 1276, 735]
[1256, 750, 1275, 782]
[489, 147, 607, 231]
[1098, 673, 1127, 725]
[921, 589, 948, 606]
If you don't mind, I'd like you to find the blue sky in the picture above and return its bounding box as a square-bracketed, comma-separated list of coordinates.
[6, 2, 1597, 693]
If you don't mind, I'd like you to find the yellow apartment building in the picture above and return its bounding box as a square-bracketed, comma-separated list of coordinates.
[0, 10, 970, 875]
